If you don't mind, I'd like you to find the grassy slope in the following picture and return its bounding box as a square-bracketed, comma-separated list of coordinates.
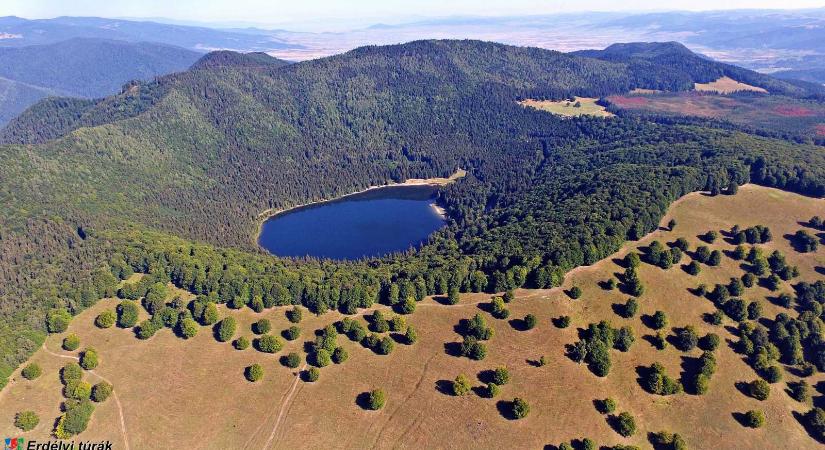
[519, 97, 614, 118]
[1, 184, 822, 449]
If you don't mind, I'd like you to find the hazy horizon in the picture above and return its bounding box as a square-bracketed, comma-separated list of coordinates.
[5, 1, 825, 32]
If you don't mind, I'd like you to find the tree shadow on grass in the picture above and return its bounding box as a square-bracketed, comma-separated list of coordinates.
[792, 410, 825, 444]
[355, 392, 373, 410]
[508, 318, 529, 331]
[495, 400, 517, 420]
[640, 314, 659, 330]
[731, 411, 751, 427]
[641, 334, 661, 349]
[477, 369, 495, 384]
[679, 355, 701, 395]
[435, 379, 454, 396]
[443, 342, 463, 357]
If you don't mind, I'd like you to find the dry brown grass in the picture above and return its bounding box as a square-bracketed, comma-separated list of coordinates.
[1, 185, 823, 449]
[694, 76, 768, 94]
[519, 97, 614, 118]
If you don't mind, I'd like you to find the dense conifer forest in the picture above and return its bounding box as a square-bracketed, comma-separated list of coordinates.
[1, 39, 824, 386]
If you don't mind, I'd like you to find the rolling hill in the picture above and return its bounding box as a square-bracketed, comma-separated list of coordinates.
[0, 16, 298, 51]
[0, 42, 824, 449]
[0, 37, 202, 126]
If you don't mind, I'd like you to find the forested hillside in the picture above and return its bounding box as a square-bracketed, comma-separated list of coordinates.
[1, 39, 824, 387]
[0, 37, 200, 127]
[573, 42, 825, 97]
[0, 77, 61, 125]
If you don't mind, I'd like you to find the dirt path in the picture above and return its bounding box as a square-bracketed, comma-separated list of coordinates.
[257, 364, 307, 450]
[42, 343, 130, 450]
[368, 352, 437, 450]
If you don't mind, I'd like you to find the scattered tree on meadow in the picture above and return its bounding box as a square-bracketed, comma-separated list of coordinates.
[61, 362, 83, 385]
[255, 334, 284, 353]
[595, 398, 617, 414]
[805, 407, 825, 440]
[748, 379, 771, 400]
[568, 286, 582, 299]
[217, 317, 237, 342]
[371, 311, 390, 333]
[613, 411, 637, 437]
[95, 310, 116, 328]
[788, 380, 810, 403]
[404, 325, 418, 344]
[707, 250, 722, 266]
[79, 348, 99, 370]
[245, 364, 263, 382]
[763, 365, 783, 383]
[14, 410, 39, 431]
[21, 363, 42, 380]
[694, 245, 710, 264]
[91, 381, 113, 402]
[492, 366, 511, 385]
[286, 306, 303, 323]
[651, 431, 687, 450]
[699, 333, 720, 351]
[332, 346, 348, 364]
[704, 231, 718, 243]
[793, 230, 819, 253]
[63, 334, 80, 351]
[304, 367, 320, 382]
[490, 297, 510, 319]
[252, 319, 271, 335]
[743, 410, 765, 428]
[651, 311, 668, 330]
[652, 332, 668, 350]
[234, 336, 250, 350]
[55, 398, 95, 438]
[453, 374, 472, 396]
[685, 260, 701, 276]
[283, 325, 301, 341]
[641, 362, 681, 395]
[178, 317, 199, 339]
[376, 336, 395, 355]
[389, 316, 406, 332]
[614, 327, 635, 352]
[47, 309, 72, 333]
[511, 397, 530, 419]
[116, 301, 139, 328]
[283, 352, 301, 368]
[674, 326, 698, 351]
[367, 389, 386, 410]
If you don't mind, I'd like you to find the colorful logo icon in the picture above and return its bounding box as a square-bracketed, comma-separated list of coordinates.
[4, 438, 23, 450]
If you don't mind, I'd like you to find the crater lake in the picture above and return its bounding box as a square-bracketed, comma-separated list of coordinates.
[258, 185, 447, 260]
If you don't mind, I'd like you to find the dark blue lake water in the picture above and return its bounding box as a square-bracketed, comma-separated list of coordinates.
[258, 185, 446, 260]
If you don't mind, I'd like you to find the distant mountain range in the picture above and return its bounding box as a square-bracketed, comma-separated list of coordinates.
[1, 9, 824, 126]
[0, 16, 299, 51]
[0, 37, 201, 126]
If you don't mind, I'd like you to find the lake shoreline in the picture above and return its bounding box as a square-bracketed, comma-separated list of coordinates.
[252, 169, 465, 249]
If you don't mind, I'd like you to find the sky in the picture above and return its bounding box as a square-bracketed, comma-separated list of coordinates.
[5, 0, 825, 30]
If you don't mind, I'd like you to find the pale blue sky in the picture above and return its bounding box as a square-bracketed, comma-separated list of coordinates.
[5, 0, 825, 27]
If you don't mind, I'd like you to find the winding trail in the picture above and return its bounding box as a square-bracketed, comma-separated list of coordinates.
[42, 343, 130, 450]
[368, 352, 436, 450]
[254, 364, 307, 450]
